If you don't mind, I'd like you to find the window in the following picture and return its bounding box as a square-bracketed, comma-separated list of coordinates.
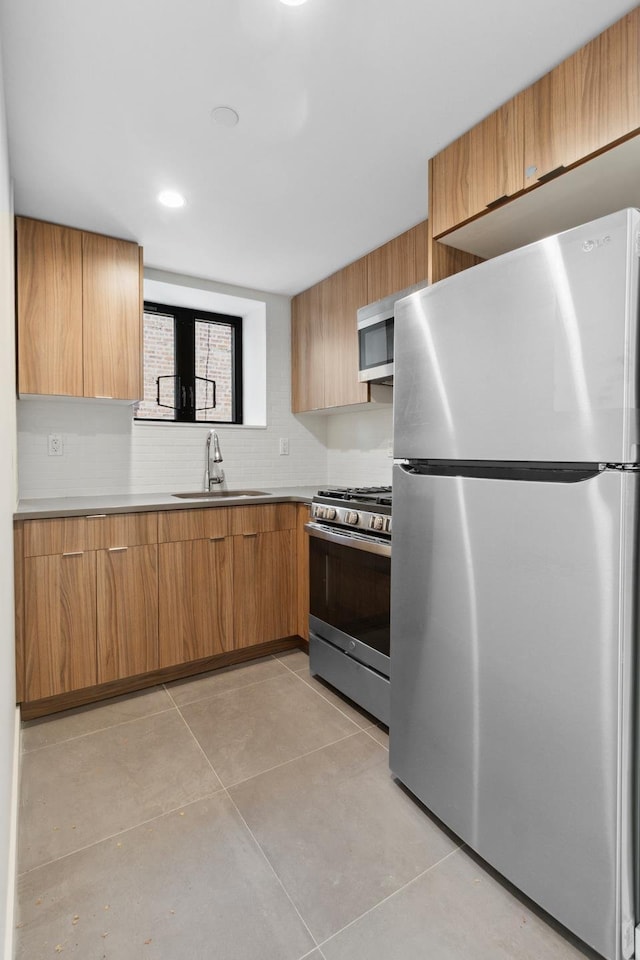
[135, 301, 243, 424]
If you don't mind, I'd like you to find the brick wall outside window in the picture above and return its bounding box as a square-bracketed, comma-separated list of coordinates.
[136, 313, 233, 421]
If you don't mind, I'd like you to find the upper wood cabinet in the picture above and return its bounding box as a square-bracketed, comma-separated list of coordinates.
[430, 8, 640, 243]
[366, 221, 429, 302]
[16, 218, 83, 396]
[82, 232, 142, 400]
[16, 217, 142, 401]
[291, 261, 367, 413]
[430, 95, 524, 238]
[323, 258, 368, 409]
[523, 8, 640, 186]
[291, 221, 427, 413]
[291, 281, 325, 412]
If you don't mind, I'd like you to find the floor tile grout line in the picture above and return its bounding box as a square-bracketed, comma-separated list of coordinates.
[17, 788, 225, 879]
[276, 652, 308, 676]
[361, 726, 389, 750]
[20, 703, 178, 756]
[169, 693, 319, 951]
[223, 787, 320, 951]
[169, 685, 360, 804]
[314, 846, 462, 952]
[224, 728, 365, 790]
[160, 661, 299, 710]
[285, 666, 378, 732]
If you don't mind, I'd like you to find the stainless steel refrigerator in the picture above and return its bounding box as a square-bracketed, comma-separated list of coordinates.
[390, 208, 640, 960]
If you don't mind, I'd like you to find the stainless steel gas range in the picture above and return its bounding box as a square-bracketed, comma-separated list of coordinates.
[305, 486, 391, 725]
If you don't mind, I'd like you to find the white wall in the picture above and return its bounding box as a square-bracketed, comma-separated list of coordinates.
[18, 268, 329, 497]
[0, 39, 19, 960]
[326, 407, 393, 487]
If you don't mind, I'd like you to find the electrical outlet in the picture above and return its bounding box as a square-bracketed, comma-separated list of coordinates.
[279, 438, 290, 456]
[48, 433, 63, 456]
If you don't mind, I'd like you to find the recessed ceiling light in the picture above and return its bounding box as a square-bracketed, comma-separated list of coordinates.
[280, 0, 308, 5]
[211, 106, 240, 128]
[158, 190, 185, 208]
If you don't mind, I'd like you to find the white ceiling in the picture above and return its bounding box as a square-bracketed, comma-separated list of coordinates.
[0, 0, 637, 296]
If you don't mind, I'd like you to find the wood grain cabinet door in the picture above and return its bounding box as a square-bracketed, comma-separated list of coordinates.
[16, 217, 83, 397]
[97, 545, 159, 683]
[430, 96, 523, 238]
[82, 231, 141, 400]
[323, 259, 368, 409]
[233, 529, 296, 649]
[158, 538, 233, 667]
[291, 282, 325, 412]
[24, 552, 97, 701]
[366, 222, 429, 303]
[523, 8, 640, 186]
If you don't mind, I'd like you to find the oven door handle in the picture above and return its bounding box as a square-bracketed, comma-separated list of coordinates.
[304, 522, 391, 558]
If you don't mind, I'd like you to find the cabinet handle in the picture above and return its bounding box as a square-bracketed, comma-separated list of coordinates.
[209, 536, 225, 542]
[485, 194, 509, 210]
[108, 546, 128, 552]
[243, 533, 258, 539]
[535, 164, 566, 184]
[62, 551, 84, 557]
[94, 395, 113, 400]
[86, 514, 107, 519]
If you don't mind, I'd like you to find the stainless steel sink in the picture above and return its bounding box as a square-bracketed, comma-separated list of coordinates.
[171, 490, 270, 499]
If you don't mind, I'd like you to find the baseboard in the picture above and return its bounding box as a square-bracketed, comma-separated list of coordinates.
[4, 706, 20, 960]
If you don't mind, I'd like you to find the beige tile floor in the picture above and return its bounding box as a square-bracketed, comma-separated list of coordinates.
[16, 649, 600, 960]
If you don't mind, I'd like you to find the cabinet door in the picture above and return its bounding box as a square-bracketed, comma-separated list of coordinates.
[291, 282, 325, 412]
[366, 231, 415, 304]
[82, 232, 141, 400]
[430, 96, 523, 238]
[97, 545, 159, 683]
[158, 538, 233, 667]
[16, 217, 83, 397]
[323, 259, 368, 408]
[524, 8, 640, 185]
[233, 529, 296, 649]
[24, 552, 97, 701]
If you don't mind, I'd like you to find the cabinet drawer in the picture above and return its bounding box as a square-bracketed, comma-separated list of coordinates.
[86, 512, 158, 549]
[158, 507, 229, 543]
[24, 517, 88, 557]
[229, 503, 297, 536]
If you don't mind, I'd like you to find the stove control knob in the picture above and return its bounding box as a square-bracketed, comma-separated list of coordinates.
[385, 518, 392, 534]
[370, 516, 384, 531]
[325, 507, 337, 520]
[346, 511, 359, 525]
[315, 506, 325, 519]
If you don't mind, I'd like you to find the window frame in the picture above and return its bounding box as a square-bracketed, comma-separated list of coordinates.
[136, 300, 243, 425]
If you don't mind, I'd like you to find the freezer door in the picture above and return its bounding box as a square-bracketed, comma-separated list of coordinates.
[390, 463, 637, 960]
[394, 208, 640, 463]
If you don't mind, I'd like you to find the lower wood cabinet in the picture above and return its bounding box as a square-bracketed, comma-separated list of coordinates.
[25, 551, 97, 701]
[158, 537, 233, 668]
[233, 529, 296, 648]
[17, 502, 307, 708]
[97, 544, 159, 683]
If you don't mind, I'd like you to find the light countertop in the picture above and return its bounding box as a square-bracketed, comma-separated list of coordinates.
[16, 486, 318, 520]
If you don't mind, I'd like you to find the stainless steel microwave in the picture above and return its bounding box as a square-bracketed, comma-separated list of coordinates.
[357, 281, 428, 384]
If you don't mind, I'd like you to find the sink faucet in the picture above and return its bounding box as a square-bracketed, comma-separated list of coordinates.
[204, 430, 226, 492]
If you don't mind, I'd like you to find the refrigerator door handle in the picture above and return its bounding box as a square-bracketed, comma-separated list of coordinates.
[400, 460, 602, 483]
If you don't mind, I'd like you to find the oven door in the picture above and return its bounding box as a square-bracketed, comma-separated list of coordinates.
[306, 523, 391, 676]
